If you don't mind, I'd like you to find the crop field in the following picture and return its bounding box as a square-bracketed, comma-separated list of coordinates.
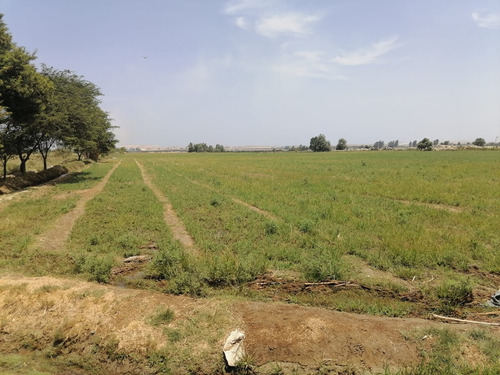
[0, 150, 499, 374]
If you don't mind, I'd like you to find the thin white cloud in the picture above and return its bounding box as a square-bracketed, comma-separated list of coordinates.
[235, 16, 250, 30]
[180, 55, 233, 93]
[224, 0, 269, 15]
[472, 11, 500, 30]
[274, 50, 347, 80]
[256, 13, 321, 38]
[332, 36, 403, 66]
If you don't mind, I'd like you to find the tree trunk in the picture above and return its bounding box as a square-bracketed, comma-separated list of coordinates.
[19, 159, 27, 174]
[2, 158, 6, 180]
[18, 152, 31, 174]
[42, 154, 47, 170]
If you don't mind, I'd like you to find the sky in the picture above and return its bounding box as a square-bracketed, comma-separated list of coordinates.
[1, 0, 499, 147]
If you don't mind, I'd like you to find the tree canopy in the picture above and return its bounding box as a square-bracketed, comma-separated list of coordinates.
[0, 14, 117, 177]
[472, 138, 486, 147]
[336, 138, 347, 151]
[309, 134, 331, 152]
[417, 138, 433, 151]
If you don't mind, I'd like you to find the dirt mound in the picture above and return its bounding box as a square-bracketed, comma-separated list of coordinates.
[239, 301, 430, 372]
[0, 165, 69, 194]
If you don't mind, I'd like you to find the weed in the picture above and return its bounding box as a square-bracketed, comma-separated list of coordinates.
[264, 221, 278, 235]
[434, 278, 473, 306]
[167, 271, 206, 296]
[298, 219, 314, 234]
[149, 308, 175, 326]
[74, 254, 114, 283]
[302, 246, 345, 281]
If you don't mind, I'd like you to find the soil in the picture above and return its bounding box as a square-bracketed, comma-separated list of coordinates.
[239, 301, 429, 371]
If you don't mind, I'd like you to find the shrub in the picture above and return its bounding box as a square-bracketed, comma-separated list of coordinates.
[303, 246, 345, 281]
[435, 279, 473, 306]
[149, 308, 175, 326]
[264, 221, 278, 235]
[298, 219, 315, 234]
[74, 254, 114, 283]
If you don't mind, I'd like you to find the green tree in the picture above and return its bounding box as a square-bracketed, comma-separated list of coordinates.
[336, 138, 347, 150]
[472, 138, 486, 147]
[309, 134, 331, 152]
[417, 138, 433, 151]
[0, 122, 14, 179]
[53, 70, 115, 161]
[0, 14, 52, 173]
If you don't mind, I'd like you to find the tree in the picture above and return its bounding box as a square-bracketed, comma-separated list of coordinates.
[472, 138, 486, 147]
[53, 70, 115, 161]
[0, 122, 15, 179]
[336, 138, 347, 150]
[309, 134, 331, 152]
[0, 14, 52, 173]
[417, 138, 433, 151]
[387, 140, 399, 148]
[373, 140, 384, 150]
[433, 139, 439, 146]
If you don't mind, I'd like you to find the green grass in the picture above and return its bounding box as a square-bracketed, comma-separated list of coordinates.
[0, 160, 116, 275]
[67, 158, 180, 282]
[135, 151, 499, 287]
[393, 327, 500, 375]
[1, 150, 499, 374]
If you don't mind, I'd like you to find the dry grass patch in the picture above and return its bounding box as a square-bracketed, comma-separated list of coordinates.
[0, 275, 239, 374]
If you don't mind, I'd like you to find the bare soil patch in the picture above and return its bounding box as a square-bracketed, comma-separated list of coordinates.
[396, 198, 463, 213]
[239, 301, 429, 372]
[135, 160, 199, 256]
[30, 160, 122, 252]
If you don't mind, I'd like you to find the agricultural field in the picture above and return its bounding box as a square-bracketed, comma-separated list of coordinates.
[0, 150, 499, 374]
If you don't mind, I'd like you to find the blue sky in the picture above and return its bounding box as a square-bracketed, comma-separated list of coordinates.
[1, 0, 499, 146]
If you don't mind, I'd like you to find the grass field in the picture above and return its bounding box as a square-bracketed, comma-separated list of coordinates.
[0, 150, 499, 374]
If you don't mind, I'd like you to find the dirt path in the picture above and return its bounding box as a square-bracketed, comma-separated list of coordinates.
[31, 160, 122, 252]
[396, 198, 463, 213]
[134, 160, 199, 256]
[187, 176, 279, 221]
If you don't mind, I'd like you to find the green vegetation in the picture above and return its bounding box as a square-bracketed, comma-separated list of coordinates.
[0, 160, 115, 275]
[136, 150, 499, 283]
[0, 150, 499, 374]
[0, 14, 117, 179]
[309, 133, 331, 152]
[67, 158, 179, 282]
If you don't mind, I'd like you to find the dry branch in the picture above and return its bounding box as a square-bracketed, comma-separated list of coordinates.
[432, 314, 500, 326]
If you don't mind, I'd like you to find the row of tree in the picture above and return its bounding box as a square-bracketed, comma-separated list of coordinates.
[187, 143, 225, 153]
[0, 14, 117, 179]
[309, 134, 348, 152]
[310, 134, 490, 152]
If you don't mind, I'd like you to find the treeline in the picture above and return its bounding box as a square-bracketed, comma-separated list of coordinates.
[187, 143, 225, 153]
[0, 14, 117, 179]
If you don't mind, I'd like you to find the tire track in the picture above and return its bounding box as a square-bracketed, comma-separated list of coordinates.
[185, 176, 279, 221]
[134, 160, 199, 257]
[32, 160, 122, 252]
